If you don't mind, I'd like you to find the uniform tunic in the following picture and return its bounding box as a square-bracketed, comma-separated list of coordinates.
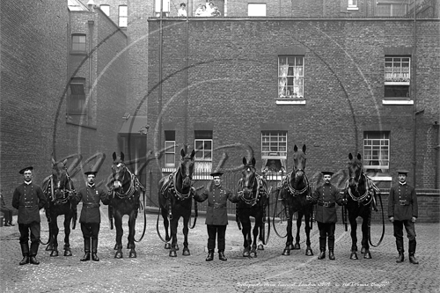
[195, 185, 238, 226]
[75, 185, 109, 224]
[12, 182, 46, 224]
[388, 183, 418, 221]
[310, 183, 343, 223]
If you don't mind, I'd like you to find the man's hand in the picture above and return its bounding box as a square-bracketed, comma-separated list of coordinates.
[412, 216, 417, 223]
[389, 217, 394, 223]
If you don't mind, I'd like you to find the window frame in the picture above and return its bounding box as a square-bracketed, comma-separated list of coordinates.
[261, 131, 287, 180]
[376, 1, 408, 17]
[248, 3, 267, 16]
[194, 131, 213, 179]
[348, 0, 359, 10]
[363, 132, 390, 170]
[67, 78, 87, 116]
[278, 56, 305, 100]
[100, 4, 110, 16]
[118, 5, 128, 27]
[71, 34, 86, 53]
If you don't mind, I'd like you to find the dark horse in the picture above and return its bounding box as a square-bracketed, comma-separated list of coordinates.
[236, 157, 269, 257]
[279, 145, 314, 256]
[344, 153, 379, 260]
[108, 152, 145, 258]
[158, 148, 196, 257]
[42, 158, 77, 257]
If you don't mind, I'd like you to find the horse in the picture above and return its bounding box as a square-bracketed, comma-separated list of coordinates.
[108, 152, 145, 258]
[344, 153, 380, 260]
[278, 144, 314, 256]
[158, 148, 196, 257]
[42, 158, 78, 257]
[236, 157, 270, 257]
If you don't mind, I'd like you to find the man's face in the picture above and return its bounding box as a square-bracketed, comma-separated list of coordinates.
[87, 175, 95, 185]
[213, 177, 221, 186]
[23, 170, 33, 182]
[398, 174, 407, 183]
[323, 174, 331, 184]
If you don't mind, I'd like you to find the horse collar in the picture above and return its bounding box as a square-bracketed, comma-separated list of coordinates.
[113, 170, 137, 199]
[239, 175, 264, 206]
[285, 172, 309, 196]
[171, 172, 192, 201]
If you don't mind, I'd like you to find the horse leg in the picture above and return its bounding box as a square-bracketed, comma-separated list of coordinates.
[241, 219, 251, 257]
[128, 213, 137, 258]
[250, 219, 261, 258]
[282, 213, 293, 256]
[349, 214, 359, 260]
[161, 208, 171, 249]
[293, 212, 302, 250]
[361, 215, 371, 259]
[46, 216, 55, 251]
[50, 219, 60, 257]
[182, 215, 190, 256]
[114, 213, 124, 258]
[304, 212, 313, 256]
[169, 218, 178, 257]
[63, 214, 72, 256]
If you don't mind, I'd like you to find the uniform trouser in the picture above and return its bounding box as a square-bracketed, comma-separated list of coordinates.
[1, 208, 13, 223]
[81, 223, 100, 253]
[317, 222, 336, 251]
[393, 220, 417, 255]
[207, 225, 227, 252]
[19, 222, 40, 256]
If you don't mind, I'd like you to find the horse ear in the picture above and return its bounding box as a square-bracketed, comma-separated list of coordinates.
[112, 152, 117, 161]
[251, 157, 256, 167]
[357, 153, 362, 160]
[348, 153, 353, 160]
[62, 159, 68, 166]
[302, 144, 306, 154]
[242, 157, 247, 166]
[294, 145, 298, 152]
[190, 149, 195, 159]
[120, 152, 124, 162]
[180, 148, 186, 158]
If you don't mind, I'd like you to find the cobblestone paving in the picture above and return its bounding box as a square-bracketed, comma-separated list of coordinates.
[1, 207, 439, 293]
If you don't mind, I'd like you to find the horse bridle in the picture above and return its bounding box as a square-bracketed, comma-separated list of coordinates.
[285, 169, 309, 196]
[111, 163, 139, 199]
[347, 172, 371, 204]
[238, 170, 265, 206]
[50, 171, 75, 204]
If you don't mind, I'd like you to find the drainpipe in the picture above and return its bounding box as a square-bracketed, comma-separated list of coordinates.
[158, 1, 164, 152]
[412, 3, 418, 186]
[88, 19, 94, 125]
[184, 9, 189, 147]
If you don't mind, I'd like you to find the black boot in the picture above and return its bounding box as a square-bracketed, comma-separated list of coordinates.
[206, 250, 214, 261]
[91, 238, 99, 261]
[80, 238, 91, 261]
[328, 250, 335, 260]
[218, 251, 227, 261]
[19, 243, 30, 265]
[29, 256, 40, 265]
[328, 237, 335, 260]
[409, 240, 419, 264]
[396, 238, 404, 263]
[318, 237, 326, 260]
[29, 241, 40, 265]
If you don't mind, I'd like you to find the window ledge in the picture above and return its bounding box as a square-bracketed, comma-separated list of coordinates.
[369, 176, 392, 182]
[382, 99, 414, 105]
[276, 99, 306, 105]
[347, 7, 359, 10]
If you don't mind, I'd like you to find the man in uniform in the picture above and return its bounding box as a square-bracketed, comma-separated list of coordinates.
[194, 172, 238, 261]
[12, 166, 47, 265]
[73, 171, 110, 262]
[1, 190, 15, 226]
[388, 170, 419, 264]
[308, 171, 346, 260]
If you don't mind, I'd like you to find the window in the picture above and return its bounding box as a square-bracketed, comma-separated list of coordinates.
[384, 56, 410, 98]
[348, 0, 358, 10]
[100, 4, 110, 16]
[376, 1, 408, 17]
[278, 56, 304, 99]
[119, 5, 128, 27]
[363, 132, 390, 171]
[164, 131, 175, 169]
[261, 131, 287, 179]
[194, 130, 212, 179]
[155, 0, 170, 16]
[67, 78, 86, 115]
[248, 4, 266, 16]
[71, 34, 86, 52]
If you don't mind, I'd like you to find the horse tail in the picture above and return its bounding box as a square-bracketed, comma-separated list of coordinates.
[72, 203, 77, 230]
[108, 201, 114, 230]
[235, 203, 242, 230]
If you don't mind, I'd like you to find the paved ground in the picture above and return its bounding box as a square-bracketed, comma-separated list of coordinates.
[1, 206, 439, 293]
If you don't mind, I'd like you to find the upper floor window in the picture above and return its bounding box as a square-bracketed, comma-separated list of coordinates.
[376, 1, 408, 17]
[261, 131, 287, 179]
[348, 0, 358, 10]
[164, 131, 176, 168]
[71, 34, 86, 53]
[100, 4, 110, 16]
[155, 0, 170, 17]
[278, 56, 304, 99]
[363, 132, 390, 171]
[384, 56, 410, 98]
[119, 5, 128, 27]
[248, 4, 266, 16]
[194, 130, 212, 179]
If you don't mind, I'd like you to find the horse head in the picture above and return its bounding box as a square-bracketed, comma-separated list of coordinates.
[111, 152, 128, 190]
[51, 157, 71, 197]
[241, 157, 257, 198]
[177, 148, 195, 190]
[348, 153, 364, 189]
[291, 144, 307, 185]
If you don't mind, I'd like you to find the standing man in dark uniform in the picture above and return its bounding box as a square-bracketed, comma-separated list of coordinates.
[194, 172, 238, 261]
[73, 171, 110, 262]
[12, 166, 47, 265]
[308, 171, 346, 260]
[1, 190, 15, 226]
[388, 170, 419, 264]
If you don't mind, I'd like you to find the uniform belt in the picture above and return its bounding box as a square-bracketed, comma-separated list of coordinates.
[84, 203, 99, 208]
[317, 201, 335, 208]
[208, 203, 226, 209]
[399, 200, 409, 206]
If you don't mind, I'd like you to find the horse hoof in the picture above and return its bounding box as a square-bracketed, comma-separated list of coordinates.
[169, 251, 177, 257]
[293, 243, 300, 250]
[350, 252, 358, 260]
[64, 250, 72, 257]
[250, 251, 257, 258]
[257, 244, 264, 250]
[243, 251, 250, 257]
[282, 249, 290, 256]
[129, 251, 137, 258]
[306, 249, 314, 256]
[50, 250, 59, 257]
[364, 252, 372, 259]
[115, 251, 123, 259]
[182, 249, 190, 256]
[164, 243, 171, 249]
